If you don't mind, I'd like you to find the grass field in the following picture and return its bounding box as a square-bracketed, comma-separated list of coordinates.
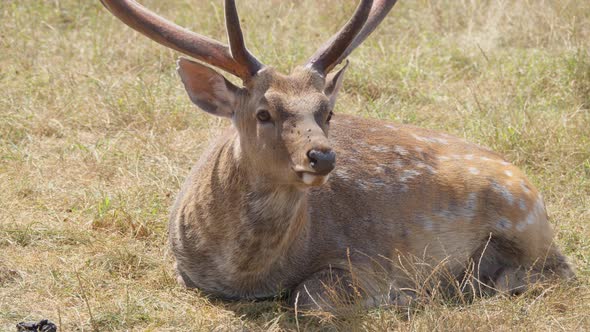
[1, 0, 589, 330]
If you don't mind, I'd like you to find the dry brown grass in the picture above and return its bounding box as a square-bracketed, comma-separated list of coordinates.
[1, 0, 589, 330]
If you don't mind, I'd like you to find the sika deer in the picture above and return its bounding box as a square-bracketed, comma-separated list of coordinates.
[100, 0, 574, 311]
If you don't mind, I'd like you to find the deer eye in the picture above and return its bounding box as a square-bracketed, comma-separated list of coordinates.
[326, 111, 334, 123]
[256, 110, 271, 123]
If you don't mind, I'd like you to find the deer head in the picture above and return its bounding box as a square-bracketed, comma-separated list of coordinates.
[100, 0, 397, 187]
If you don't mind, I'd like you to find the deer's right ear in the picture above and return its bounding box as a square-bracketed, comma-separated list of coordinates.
[177, 57, 240, 118]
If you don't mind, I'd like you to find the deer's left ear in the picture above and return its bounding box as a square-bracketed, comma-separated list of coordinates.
[324, 60, 349, 109]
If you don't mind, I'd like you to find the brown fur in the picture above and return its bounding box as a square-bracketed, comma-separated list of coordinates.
[168, 66, 574, 311]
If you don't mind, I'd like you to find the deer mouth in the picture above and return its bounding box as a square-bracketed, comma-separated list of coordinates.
[295, 171, 330, 186]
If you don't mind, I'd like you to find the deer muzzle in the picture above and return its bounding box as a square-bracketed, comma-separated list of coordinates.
[307, 149, 336, 175]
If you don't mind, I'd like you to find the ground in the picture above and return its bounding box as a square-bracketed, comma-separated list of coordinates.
[1, 0, 589, 330]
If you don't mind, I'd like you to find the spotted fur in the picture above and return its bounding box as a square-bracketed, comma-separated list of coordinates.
[168, 68, 574, 310]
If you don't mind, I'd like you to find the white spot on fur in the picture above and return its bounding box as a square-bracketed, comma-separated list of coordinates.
[480, 156, 492, 162]
[418, 215, 434, 231]
[334, 168, 351, 181]
[438, 155, 451, 161]
[416, 162, 437, 174]
[370, 145, 390, 153]
[519, 197, 546, 230]
[375, 166, 385, 173]
[356, 179, 370, 190]
[433, 137, 449, 145]
[411, 133, 423, 141]
[436, 210, 454, 221]
[399, 169, 421, 182]
[504, 170, 513, 177]
[392, 159, 404, 169]
[464, 154, 474, 160]
[415, 161, 427, 169]
[520, 180, 531, 194]
[415, 146, 424, 153]
[465, 192, 478, 220]
[527, 199, 546, 225]
[394, 146, 408, 156]
[491, 181, 514, 205]
[426, 165, 438, 174]
[525, 212, 535, 226]
[469, 167, 480, 175]
[412, 133, 449, 145]
[384, 124, 397, 130]
[448, 192, 478, 222]
[496, 217, 512, 230]
[367, 178, 387, 187]
[432, 192, 478, 223]
[501, 161, 510, 166]
[519, 199, 527, 211]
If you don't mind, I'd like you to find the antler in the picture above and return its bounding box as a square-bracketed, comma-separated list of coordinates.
[307, 0, 398, 75]
[306, 0, 373, 75]
[224, 0, 262, 76]
[99, 0, 262, 80]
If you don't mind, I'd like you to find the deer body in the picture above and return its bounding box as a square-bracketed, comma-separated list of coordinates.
[169, 111, 566, 305]
[102, 0, 573, 311]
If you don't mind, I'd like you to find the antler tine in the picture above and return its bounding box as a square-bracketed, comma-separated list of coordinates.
[306, 0, 373, 75]
[335, 0, 398, 65]
[225, 0, 263, 77]
[99, 0, 260, 80]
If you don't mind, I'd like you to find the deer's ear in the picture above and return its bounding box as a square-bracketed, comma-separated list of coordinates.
[177, 57, 240, 118]
[324, 60, 349, 109]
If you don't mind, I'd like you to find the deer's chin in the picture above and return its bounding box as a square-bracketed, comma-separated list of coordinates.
[296, 172, 330, 187]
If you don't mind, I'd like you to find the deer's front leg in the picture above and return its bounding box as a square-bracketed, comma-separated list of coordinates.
[290, 268, 415, 312]
[290, 268, 354, 312]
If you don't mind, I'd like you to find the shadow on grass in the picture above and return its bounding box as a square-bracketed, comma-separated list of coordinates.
[211, 296, 413, 331]
[206, 278, 582, 331]
[212, 297, 370, 331]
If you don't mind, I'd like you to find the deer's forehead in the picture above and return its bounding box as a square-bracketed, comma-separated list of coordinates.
[245, 68, 329, 116]
[254, 67, 325, 94]
[264, 90, 328, 116]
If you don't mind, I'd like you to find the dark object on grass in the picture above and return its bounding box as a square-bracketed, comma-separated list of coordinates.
[16, 319, 57, 332]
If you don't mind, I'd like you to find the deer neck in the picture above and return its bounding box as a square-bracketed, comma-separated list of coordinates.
[221, 135, 310, 272]
[241, 183, 308, 247]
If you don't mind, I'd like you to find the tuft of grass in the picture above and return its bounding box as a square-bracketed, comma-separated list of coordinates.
[1, 0, 589, 330]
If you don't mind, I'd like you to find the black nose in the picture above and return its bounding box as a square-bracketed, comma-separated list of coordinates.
[307, 149, 336, 175]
